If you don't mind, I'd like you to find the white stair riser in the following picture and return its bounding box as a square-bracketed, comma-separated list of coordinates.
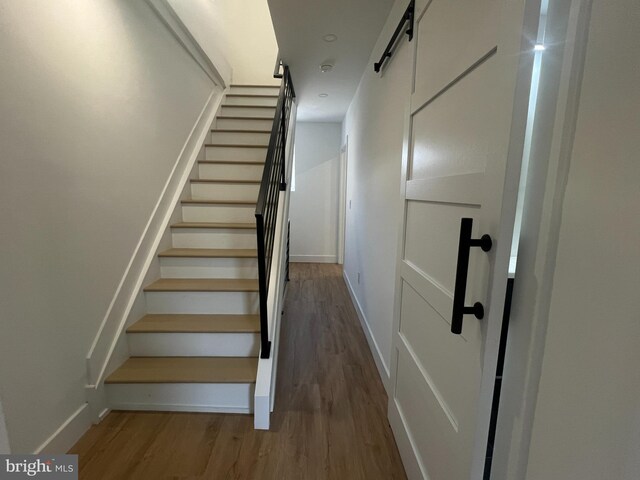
[106, 383, 254, 413]
[198, 163, 264, 181]
[205, 146, 267, 161]
[145, 291, 259, 315]
[182, 204, 255, 223]
[191, 182, 259, 202]
[229, 86, 280, 95]
[220, 106, 275, 117]
[210, 131, 270, 145]
[127, 332, 259, 357]
[216, 118, 273, 131]
[224, 96, 277, 107]
[171, 228, 256, 249]
[159, 257, 258, 279]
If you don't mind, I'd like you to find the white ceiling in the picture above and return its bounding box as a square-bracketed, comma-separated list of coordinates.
[268, 0, 394, 122]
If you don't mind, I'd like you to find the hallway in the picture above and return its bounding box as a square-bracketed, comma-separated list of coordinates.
[69, 263, 407, 479]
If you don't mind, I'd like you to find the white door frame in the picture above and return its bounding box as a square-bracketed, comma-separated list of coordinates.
[490, 0, 594, 477]
[337, 136, 348, 265]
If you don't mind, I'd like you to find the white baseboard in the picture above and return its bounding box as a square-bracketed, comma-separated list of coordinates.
[343, 271, 391, 394]
[291, 255, 337, 263]
[34, 404, 92, 455]
[106, 404, 251, 414]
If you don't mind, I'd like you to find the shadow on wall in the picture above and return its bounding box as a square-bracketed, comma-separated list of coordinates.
[289, 122, 342, 263]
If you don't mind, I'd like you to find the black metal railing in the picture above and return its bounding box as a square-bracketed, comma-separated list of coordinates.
[286, 220, 291, 282]
[373, 0, 415, 73]
[255, 65, 295, 359]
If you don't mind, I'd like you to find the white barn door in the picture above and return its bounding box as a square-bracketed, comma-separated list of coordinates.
[388, 0, 540, 478]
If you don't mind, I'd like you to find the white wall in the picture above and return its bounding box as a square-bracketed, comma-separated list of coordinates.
[0, 0, 218, 453]
[523, 0, 640, 477]
[217, 0, 279, 85]
[167, 0, 279, 86]
[166, 0, 232, 85]
[341, 0, 412, 380]
[290, 122, 342, 263]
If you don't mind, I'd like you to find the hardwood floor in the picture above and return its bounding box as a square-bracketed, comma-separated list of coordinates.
[70, 263, 407, 479]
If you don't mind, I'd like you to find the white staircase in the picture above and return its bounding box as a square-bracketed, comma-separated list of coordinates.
[105, 84, 280, 413]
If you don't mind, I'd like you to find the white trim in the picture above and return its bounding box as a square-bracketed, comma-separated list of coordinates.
[107, 404, 251, 414]
[337, 138, 348, 265]
[85, 89, 224, 416]
[343, 271, 391, 394]
[34, 404, 92, 455]
[145, 0, 231, 88]
[290, 255, 337, 264]
[491, 1, 594, 477]
[254, 193, 287, 429]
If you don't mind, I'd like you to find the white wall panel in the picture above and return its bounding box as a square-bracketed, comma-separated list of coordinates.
[0, 0, 216, 453]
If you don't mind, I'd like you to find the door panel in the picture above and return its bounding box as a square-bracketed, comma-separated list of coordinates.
[395, 347, 474, 480]
[399, 281, 481, 421]
[404, 201, 482, 295]
[410, 57, 501, 181]
[414, 0, 500, 105]
[389, 0, 538, 478]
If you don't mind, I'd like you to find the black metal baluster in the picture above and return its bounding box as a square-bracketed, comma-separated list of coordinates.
[255, 67, 295, 359]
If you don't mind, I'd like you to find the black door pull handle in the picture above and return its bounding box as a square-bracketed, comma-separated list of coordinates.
[451, 218, 492, 335]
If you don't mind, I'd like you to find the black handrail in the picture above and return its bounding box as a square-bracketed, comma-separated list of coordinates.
[373, 0, 415, 73]
[273, 57, 284, 79]
[255, 65, 295, 359]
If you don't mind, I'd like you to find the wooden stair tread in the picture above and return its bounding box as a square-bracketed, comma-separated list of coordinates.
[205, 143, 268, 148]
[225, 94, 278, 98]
[198, 160, 264, 165]
[221, 105, 275, 109]
[217, 116, 275, 121]
[181, 199, 256, 205]
[190, 179, 260, 184]
[144, 278, 258, 292]
[211, 129, 271, 134]
[230, 84, 280, 88]
[127, 314, 260, 333]
[170, 222, 255, 230]
[158, 248, 257, 258]
[105, 357, 258, 384]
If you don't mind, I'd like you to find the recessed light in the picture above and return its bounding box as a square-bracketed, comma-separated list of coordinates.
[534, 44, 546, 51]
[319, 93, 329, 98]
[323, 34, 338, 42]
[320, 64, 334, 73]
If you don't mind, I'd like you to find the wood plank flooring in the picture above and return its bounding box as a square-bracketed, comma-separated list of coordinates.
[70, 263, 407, 479]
